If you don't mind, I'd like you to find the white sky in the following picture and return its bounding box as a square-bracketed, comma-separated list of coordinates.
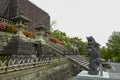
[29, 0, 120, 46]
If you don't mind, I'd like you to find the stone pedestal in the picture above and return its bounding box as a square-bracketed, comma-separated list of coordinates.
[1, 37, 35, 55]
[74, 71, 109, 80]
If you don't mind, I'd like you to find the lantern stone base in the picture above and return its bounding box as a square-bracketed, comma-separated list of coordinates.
[74, 70, 109, 80]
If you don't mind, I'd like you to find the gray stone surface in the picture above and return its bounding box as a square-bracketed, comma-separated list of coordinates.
[107, 63, 120, 80]
[73, 63, 120, 80]
[74, 71, 109, 80]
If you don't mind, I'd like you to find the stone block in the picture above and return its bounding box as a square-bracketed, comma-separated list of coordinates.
[74, 70, 109, 80]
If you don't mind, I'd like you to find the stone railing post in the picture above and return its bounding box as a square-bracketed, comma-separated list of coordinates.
[99, 63, 103, 76]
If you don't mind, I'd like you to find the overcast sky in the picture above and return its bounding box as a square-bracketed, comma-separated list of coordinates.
[29, 0, 120, 46]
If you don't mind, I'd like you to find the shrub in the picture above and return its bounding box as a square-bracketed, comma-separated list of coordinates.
[0, 22, 18, 34]
[23, 30, 35, 38]
[49, 37, 64, 44]
[0, 22, 6, 31]
[5, 24, 18, 34]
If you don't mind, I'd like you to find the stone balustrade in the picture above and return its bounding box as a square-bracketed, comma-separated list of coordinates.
[0, 17, 15, 25]
[0, 58, 72, 80]
[0, 56, 65, 74]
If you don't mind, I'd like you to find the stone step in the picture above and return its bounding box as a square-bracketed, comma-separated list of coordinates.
[66, 55, 89, 70]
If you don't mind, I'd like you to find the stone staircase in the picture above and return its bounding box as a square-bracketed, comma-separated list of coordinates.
[43, 39, 89, 70]
[0, 32, 90, 71]
[66, 55, 89, 70]
[43, 37, 90, 70]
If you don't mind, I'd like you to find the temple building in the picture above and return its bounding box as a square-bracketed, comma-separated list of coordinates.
[0, 0, 50, 33]
[0, 0, 66, 57]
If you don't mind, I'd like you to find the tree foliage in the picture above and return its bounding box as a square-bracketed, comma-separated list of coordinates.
[100, 47, 112, 61]
[51, 30, 120, 62]
[51, 29, 71, 49]
[70, 37, 87, 55]
[50, 29, 87, 55]
[106, 31, 120, 62]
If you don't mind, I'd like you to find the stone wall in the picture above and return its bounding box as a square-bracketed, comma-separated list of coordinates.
[0, 32, 35, 55]
[0, 59, 73, 80]
[0, 32, 15, 54]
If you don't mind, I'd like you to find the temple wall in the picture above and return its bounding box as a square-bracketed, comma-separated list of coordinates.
[18, 0, 50, 32]
[0, 0, 50, 33]
[0, 0, 17, 18]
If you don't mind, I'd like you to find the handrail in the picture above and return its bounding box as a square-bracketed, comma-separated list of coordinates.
[46, 44, 64, 56]
[45, 43, 77, 56]
[63, 51, 77, 55]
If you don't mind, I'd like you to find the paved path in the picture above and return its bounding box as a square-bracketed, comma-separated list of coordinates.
[108, 63, 120, 80]
[72, 62, 120, 80]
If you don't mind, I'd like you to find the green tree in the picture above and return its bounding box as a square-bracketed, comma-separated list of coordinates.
[100, 47, 112, 61]
[70, 37, 87, 55]
[106, 31, 120, 62]
[51, 30, 87, 55]
[51, 29, 71, 49]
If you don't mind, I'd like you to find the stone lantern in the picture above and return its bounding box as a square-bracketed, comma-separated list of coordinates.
[45, 31, 50, 37]
[35, 23, 47, 44]
[12, 13, 31, 37]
